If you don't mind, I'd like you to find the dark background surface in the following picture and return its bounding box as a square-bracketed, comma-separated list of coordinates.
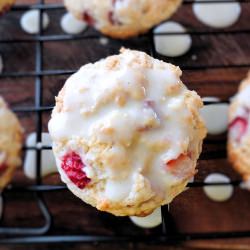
[1, 0, 250, 249]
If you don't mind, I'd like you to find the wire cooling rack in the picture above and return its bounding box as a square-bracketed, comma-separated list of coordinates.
[0, 0, 250, 245]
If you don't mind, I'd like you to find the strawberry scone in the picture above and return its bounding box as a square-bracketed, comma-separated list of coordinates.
[228, 72, 250, 181]
[48, 49, 207, 216]
[0, 0, 15, 15]
[64, 0, 182, 39]
[0, 97, 23, 189]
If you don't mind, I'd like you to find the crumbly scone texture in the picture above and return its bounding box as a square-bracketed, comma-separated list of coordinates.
[0, 97, 23, 189]
[64, 0, 182, 39]
[228, 72, 250, 181]
[0, 0, 15, 15]
[49, 49, 207, 216]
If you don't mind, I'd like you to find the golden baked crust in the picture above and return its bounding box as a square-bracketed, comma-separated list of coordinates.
[0, 0, 15, 15]
[228, 72, 250, 181]
[64, 0, 182, 39]
[0, 97, 23, 189]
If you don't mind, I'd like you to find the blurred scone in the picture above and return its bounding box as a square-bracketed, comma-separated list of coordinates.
[228, 72, 250, 181]
[0, 97, 23, 189]
[64, 0, 182, 39]
[0, 0, 15, 15]
[48, 49, 206, 216]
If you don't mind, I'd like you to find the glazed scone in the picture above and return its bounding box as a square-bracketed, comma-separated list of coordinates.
[48, 49, 207, 216]
[0, 97, 23, 189]
[228, 72, 250, 181]
[64, 0, 182, 39]
[0, 0, 15, 15]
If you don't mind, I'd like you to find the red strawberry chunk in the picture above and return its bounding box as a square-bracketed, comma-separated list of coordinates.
[167, 154, 187, 168]
[166, 154, 195, 179]
[229, 117, 248, 143]
[83, 11, 95, 26]
[61, 152, 90, 189]
[0, 163, 7, 173]
[108, 11, 115, 25]
[108, 10, 122, 25]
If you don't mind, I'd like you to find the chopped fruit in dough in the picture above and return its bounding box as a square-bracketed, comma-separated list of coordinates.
[49, 49, 207, 216]
[61, 152, 90, 189]
[64, 0, 182, 39]
[229, 116, 248, 143]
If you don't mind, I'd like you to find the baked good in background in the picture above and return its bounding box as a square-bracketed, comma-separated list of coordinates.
[0, 0, 15, 15]
[48, 48, 207, 216]
[0, 97, 23, 189]
[64, 0, 182, 39]
[228, 72, 250, 182]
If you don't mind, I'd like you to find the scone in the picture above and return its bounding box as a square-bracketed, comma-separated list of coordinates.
[0, 0, 15, 15]
[0, 97, 23, 189]
[64, 0, 182, 39]
[48, 49, 207, 216]
[228, 72, 250, 181]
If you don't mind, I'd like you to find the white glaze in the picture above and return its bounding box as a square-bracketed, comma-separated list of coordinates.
[193, 0, 241, 28]
[154, 21, 192, 57]
[200, 103, 229, 135]
[61, 12, 87, 34]
[203, 173, 233, 202]
[130, 207, 162, 228]
[20, 10, 49, 34]
[24, 133, 57, 179]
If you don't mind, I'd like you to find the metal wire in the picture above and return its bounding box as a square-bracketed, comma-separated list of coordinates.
[0, 0, 249, 244]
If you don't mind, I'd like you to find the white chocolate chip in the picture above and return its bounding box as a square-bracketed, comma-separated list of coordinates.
[61, 12, 87, 34]
[202, 96, 220, 103]
[24, 133, 57, 179]
[20, 10, 50, 34]
[193, 0, 241, 28]
[200, 99, 229, 135]
[203, 173, 233, 202]
[99, 37, 109, 46]
[130, 207, 162, 228]
[154, 21, 192, 57]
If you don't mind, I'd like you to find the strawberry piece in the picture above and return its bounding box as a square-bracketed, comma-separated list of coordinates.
[82, 11, 95, 26]
[229, 117, 248, 143]
[167, 154, 187, 168]
[108, 10, 122, 25]
[61, 152, 90, 189]
[108, 11, 115, 25]
[166, 154, 194, 179]
[0, 163, 7, 173]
